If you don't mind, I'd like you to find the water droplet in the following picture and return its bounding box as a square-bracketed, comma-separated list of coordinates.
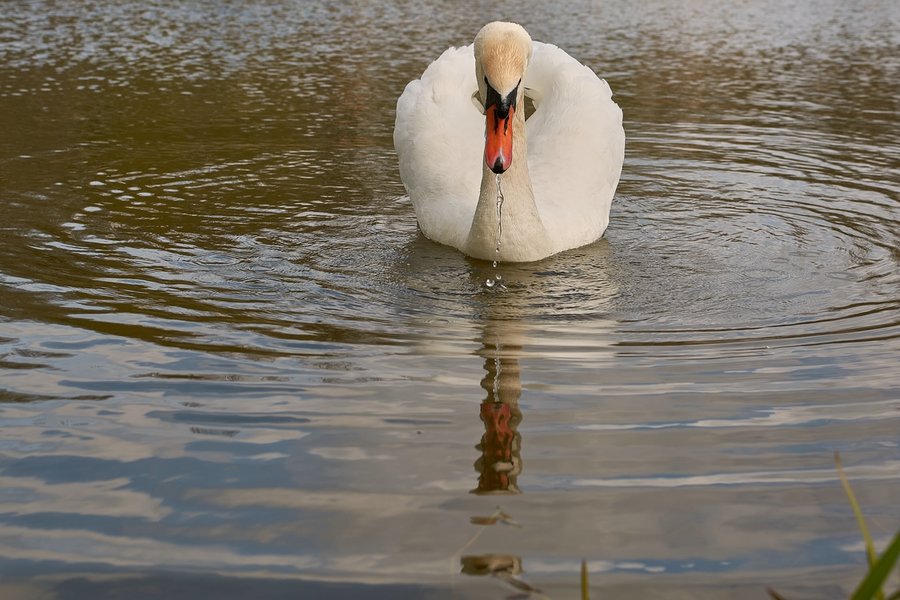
[492, 260, 497, 268]
[495, 173, 504, 254]
[495, 274, 502, 281]
[485, 279, 496, 288]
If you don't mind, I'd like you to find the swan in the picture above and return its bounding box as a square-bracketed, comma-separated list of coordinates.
[394, 22, 625, 263]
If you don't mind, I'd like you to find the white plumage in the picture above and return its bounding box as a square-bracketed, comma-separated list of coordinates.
[394, 22, 625, 262]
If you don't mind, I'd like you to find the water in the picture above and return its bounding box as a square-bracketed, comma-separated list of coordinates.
[1, 1, 899, 598]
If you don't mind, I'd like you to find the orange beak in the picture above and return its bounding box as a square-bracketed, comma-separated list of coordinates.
[484, 103, 514, 174]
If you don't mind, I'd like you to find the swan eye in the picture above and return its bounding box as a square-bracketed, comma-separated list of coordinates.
[483, 79, 518, 120]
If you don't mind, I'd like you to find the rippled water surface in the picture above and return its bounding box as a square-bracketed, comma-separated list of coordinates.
[1, 1, 899, 598]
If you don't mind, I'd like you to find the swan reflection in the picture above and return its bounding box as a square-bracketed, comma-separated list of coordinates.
[398, 234, 616, 496]
[472, 317, 524, 495]
[460, 553, 522, 577]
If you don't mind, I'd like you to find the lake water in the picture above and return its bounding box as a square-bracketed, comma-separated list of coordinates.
[1, 1, 898, 598]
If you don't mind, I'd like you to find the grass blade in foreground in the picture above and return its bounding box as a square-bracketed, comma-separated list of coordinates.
[851, 532, 900, 600]
[769, 453, 899, 600]
[836, 452, 879, 570]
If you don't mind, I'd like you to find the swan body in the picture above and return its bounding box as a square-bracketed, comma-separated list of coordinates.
[394, 22, 625, 262]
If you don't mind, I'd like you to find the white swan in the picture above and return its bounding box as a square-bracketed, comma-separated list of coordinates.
[394, 22, 625, 263]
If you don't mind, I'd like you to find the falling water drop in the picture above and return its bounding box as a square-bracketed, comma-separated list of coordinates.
[483, 174, 506, 290]
[479, 175, 510, 291]
[495, 173, 504, 255]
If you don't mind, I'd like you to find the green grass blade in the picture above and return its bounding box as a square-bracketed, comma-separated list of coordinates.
[851, 531, 900, 600]
[835, 453, 879, 568]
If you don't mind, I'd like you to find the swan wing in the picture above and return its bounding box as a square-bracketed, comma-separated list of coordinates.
[394, 45, 483, 250]
[525, 42, 625, 252]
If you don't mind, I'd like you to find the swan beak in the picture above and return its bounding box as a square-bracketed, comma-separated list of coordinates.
[484, 86, 517, 174]
[484, 103, 514, 174]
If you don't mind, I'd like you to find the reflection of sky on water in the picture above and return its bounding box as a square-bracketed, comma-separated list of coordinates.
[1, 312, 895, 588]
[573, 461, 900, 488]
[577, 399, 900, 431]
[1, 286, 897, 595]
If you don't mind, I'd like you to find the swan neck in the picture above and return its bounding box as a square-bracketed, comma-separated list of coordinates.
[465, 105, 552, 262]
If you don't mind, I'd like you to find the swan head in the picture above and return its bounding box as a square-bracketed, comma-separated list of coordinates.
[474, 22, 532, 174]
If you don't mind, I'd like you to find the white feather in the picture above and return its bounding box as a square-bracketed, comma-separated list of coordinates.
[394, 46, 482, 251]
[525, 42, 625, 249]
